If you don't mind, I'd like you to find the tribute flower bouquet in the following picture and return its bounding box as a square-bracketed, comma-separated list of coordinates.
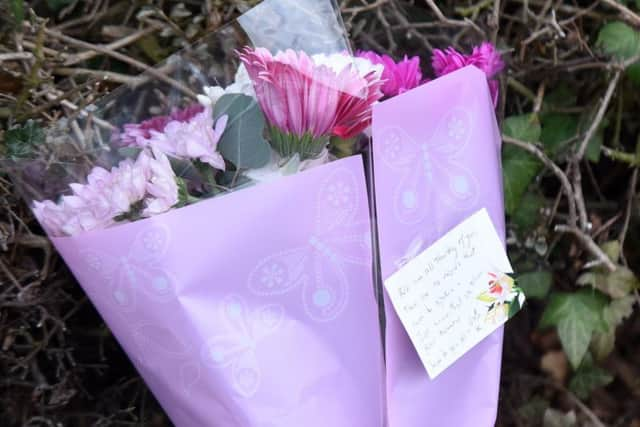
[6, 1, 387, 425]
[6, 0, 511, 419]
[369, 45, 507, 426]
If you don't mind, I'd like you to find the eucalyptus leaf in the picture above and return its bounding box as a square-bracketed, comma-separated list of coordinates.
[213, 94, 271, 169]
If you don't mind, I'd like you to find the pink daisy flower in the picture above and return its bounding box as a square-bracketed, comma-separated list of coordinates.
[431, 42, 504, 106]
[357, 51, 425, 97]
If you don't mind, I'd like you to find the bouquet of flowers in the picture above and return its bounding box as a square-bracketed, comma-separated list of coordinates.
[369, 45, 507, 426]
[6, 0, 387, 425]
[6, 0, 511, 421]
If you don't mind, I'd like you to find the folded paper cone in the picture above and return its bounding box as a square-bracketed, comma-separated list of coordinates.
[372, 65, 505, 426]
[52, 156, 385, 427]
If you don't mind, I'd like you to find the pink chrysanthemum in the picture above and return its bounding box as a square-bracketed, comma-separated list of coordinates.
[238, 47, 384, 158]
[148, 106, 227, 170]
[33, 149, 178, 237]
[357, 51, 425, 97]
[431, 42, 505, 106]
[118, 104, 205, 147]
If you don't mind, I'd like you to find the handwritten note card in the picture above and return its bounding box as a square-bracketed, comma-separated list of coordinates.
[384, 208, 524, 379]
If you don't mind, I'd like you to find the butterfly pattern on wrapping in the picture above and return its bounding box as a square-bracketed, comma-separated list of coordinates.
[247, 167, 371, 322]
[201, 295, 284, 398]
[378, 107, 479, 225]
[80, 225, 174, 312]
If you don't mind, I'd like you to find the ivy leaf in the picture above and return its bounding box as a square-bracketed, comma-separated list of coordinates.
[502, 114, 543, 215]
[543, 409, 577, 427]
[518, 271, 553, 299]
[569, 365, 613, 399]
[502, 145, 542, 215]
[596, 21, 640, 59]
[213, 94, 271, 169]
[577, 266, 639, 299]
[511, 192, 544, 230]
[540, 290, 607, 368]
[540, 113, 578, 156]
[591, 295, 635, 361]
[503, 113, 541, 143]
[3, 120, 45, 159]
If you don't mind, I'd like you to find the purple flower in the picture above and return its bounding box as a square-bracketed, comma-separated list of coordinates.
[431, 42, 505, 106]
[358, 51, 425, 97]
[141, 148, 179, 217]
[118, 104, 204, 147]
[148, 106, 227, 170]
[33, 149, 179, 237]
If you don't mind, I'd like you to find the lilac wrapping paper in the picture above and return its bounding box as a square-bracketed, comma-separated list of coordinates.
[372, 66, 506, 426]
[51, 155, 385, 427]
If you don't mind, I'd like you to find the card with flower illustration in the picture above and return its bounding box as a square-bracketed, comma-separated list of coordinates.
[384, 208, 525, 379]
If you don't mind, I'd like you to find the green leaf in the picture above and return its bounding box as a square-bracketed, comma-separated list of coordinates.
[591, 329, 616, 361]
[9, 0, 24, 24]
[46, 0, 74, 11]
[577, 266, 639, 298]
[540, 113, 578, 156]
[628, 62, 640, 86]
[543, 409, 576, 427]
[569, 365, 613, 399]
[518, 271, 553, 299]
[540, 290, 608, 368]
[590, 294, 636, 360]
[511, 192, 544, 230]
[596, 21, 640, 59]
[3, 120, 45, 159]
[503, 113, 541, 143]
[502, 114, 543, 214]
[544, 84, 577, 109]
[502, 145, 542, 215]
[213, 94, 271, 169]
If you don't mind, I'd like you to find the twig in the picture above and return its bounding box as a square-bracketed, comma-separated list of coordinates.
[422, 0, 486, 36]
[0, 52, 34, 62]
[53, 67, 145, 85]
[41, 27, 197, 99]
[575, 71, 621, 160]
[554, 224, 616, 271]
[618, 168, 638, 265]
[600, 0, 640, 27]
[63, 25, 160, 66]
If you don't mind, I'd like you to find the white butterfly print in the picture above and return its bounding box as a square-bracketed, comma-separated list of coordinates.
[201, 295, 284, 398]
[378, 107, 479, 225]
[247, 168, 371, 322]
[80, 225, 174, 312]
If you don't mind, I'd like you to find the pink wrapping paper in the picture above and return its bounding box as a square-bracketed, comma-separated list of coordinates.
[51, 155, 385, 427]
[372, 66, 506, 426]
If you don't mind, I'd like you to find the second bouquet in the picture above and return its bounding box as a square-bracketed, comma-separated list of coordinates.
[7, 0, 386, 425]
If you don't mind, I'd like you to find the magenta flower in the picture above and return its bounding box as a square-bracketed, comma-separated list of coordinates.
[33, 149, 178, 237]
[431, 42, 504, 106]
[357, 51, 424, 97]
[238, 47, 383, 158]
[148, 106, 227, 170]
[118, 104, 204, 147]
